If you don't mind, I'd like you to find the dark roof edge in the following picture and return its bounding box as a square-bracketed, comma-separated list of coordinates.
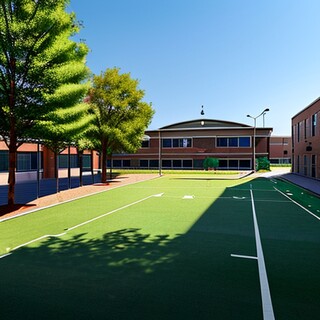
[292, 96, 320, 119]
[159, 118, 251, 129]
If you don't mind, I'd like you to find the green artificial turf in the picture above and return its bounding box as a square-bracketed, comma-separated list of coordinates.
[0, 174, 319, 319]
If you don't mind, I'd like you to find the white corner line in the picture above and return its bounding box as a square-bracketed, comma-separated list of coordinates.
[250, 189, 275, 320]
[231, 254, 258, 260]
[0, 253, 12, 259]
[274, 187, 320, 221]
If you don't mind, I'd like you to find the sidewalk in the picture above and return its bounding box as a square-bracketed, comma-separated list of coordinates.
[279, 173, 320, 196]
[258, 168, 320, 196]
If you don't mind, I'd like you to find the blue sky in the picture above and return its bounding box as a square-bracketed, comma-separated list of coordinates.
[69, 0, 320, 135]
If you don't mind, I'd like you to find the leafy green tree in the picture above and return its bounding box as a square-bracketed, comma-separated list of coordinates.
[0, 0, 90, 205]
[88, 67, 154, 183]
[203, 157, 219, 170]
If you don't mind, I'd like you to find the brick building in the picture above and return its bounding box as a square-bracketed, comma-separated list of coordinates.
[269, 136, 292, 164]
[110, 119, 273, 171]
[292, 98, 320, 178]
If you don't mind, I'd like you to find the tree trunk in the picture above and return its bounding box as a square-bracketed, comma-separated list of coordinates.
[55, 151, 59, 193]
[101, 140, 107, 183]
[8, 139, 17, 206]
[79, 150, 83, 187]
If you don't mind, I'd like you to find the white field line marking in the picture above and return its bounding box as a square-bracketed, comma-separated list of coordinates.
[274, 187, 320, 221]
[67, 193, 163, 232]
[0, 253, 12, 259]
[230, 254, 257, 260]
[1, 193, 164, 259]
[250, 189, 275, 320]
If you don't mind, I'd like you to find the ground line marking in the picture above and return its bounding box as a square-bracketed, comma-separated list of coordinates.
[250, 189, 275, 320]
[274, 187, 320, 221]
[231, 254, 257, 260]
[0, 193, 164, 259]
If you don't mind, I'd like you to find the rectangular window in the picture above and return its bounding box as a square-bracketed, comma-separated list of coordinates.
[239, 160, 251, 169]
[141, 140, 150, 148]
[140, 160, 148, 168]
[183, 159, 192, 168]
[239, 137, 250, 147]
[122, 160, 131, 167]
[311, 155, 316, 178]
[173, 160, 182, 168]
[218, 160, 228, 168]
[82, 155, 91, 169]
[217, 137, 250, 148]
[113, 160, 122, 167]
[17, 153, 32, 171]
[217, 138, 228, 147]
[162, 139, 172, 148]
[312, 113, 317, 136]
[163, 138, 191, 148]
[149, 160, 159, 168]
[229, 160, 238, 168]
[229, 137, 238, 147]
[162, 160, 171, 168]
[0, 150, 9, 172]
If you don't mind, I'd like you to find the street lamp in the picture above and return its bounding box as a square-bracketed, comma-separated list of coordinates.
[247, 108, 270, 171]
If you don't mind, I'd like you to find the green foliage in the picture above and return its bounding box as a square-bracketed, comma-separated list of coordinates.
[203, 157, 219, 170]
[0, 0, 90, 142]
[256, 157, 270, 171]
[0, 0, 90, 204]
[88, 67, 155, 182]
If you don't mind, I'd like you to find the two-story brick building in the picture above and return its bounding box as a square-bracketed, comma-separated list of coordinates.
[110, 119, 273, 171]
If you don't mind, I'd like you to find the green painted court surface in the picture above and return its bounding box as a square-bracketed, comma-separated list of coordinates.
[0, 174, 319, 319]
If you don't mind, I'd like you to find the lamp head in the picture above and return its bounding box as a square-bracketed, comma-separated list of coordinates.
[264, 108, 270, 112]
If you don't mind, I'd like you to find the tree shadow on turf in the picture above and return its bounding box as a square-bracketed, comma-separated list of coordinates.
[0, 226, 252, 320]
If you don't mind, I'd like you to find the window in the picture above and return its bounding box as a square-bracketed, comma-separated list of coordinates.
[239, 137, 250, 147]
[162, 138, 191, 148]
[162, 160, 171, 167]
[183, 160, 192, 168]
[217, 138, 227, 147]
[82, 155, 91, 170]
[17, 153, 31, 171]
[141, 140, 149, 148]
[229, 138, 238, 147]
[140, 160, 148, 168]
[0, 151, 9, 172]
[217, 137, 251, 148]
[150, 160, 159, 168]
[58, 155, 78, 168]
[122, 160, 131, 167]
[312, 113, 317, 136]
[113, 160, 122, 167]
[162, 139, 172, 148]
[239, 160, 251, 169]
[173, 160, 182, 168]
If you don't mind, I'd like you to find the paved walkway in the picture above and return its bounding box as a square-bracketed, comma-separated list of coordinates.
[259, 168, 320, 196]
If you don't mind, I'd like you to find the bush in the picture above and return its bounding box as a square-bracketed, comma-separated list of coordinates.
[203, 157, 219, 170]
[256, 157, 270, 171]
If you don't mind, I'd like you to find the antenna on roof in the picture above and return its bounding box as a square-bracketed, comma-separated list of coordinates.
[200, 105, 205, 116]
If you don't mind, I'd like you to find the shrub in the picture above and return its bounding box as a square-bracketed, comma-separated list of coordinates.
[203, 157, 219, 170]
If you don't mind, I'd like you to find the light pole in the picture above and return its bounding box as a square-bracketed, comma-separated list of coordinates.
[247, 108, 270, 171]
[158, 129, 162, 176]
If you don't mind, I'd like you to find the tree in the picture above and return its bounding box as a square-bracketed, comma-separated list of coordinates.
[0, 0, 90, 205]
[203, 157, 219, 170]
[88, 68, 154, 183]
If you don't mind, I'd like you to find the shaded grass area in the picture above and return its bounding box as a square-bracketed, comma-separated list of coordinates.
[1, 175, 320, 319]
